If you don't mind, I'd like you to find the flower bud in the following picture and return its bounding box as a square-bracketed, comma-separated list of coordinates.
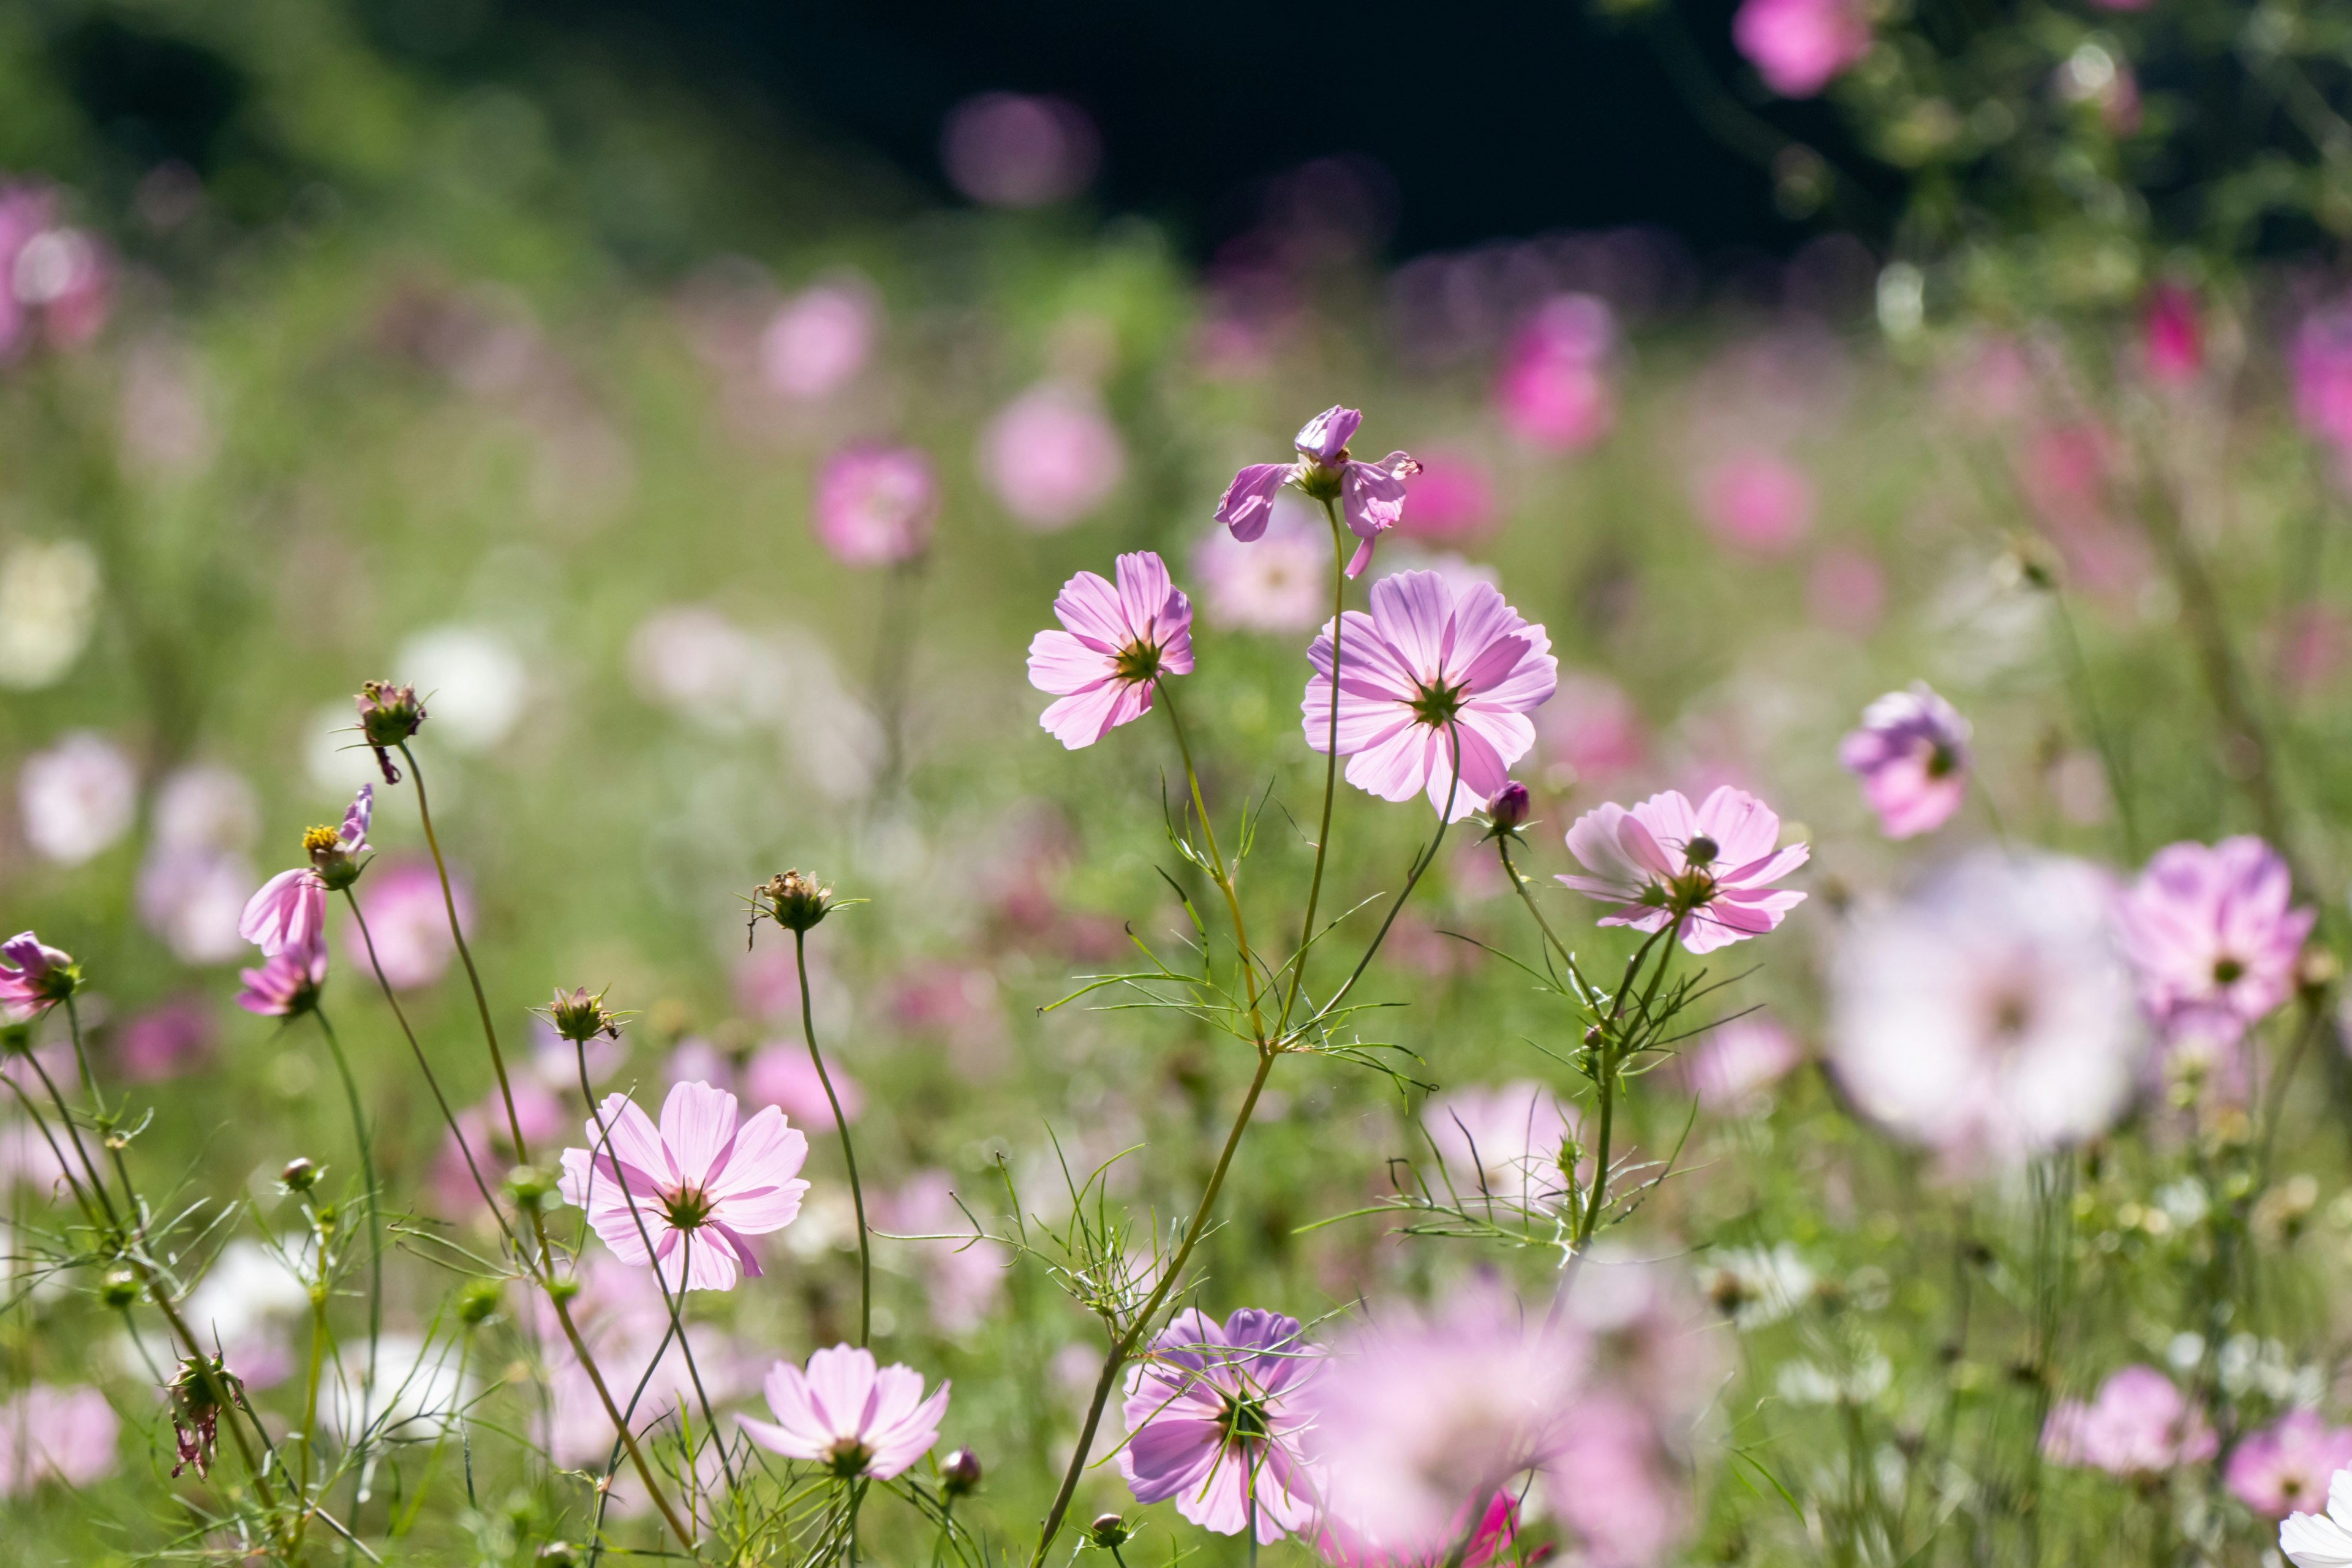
[537, 1543, 578, 1566]
[279, 1156, 319, 1193]
[1087, 1514, 1135, 1548]
[940, 1446, 983, 1496]
[755, 870, 838, 935]
[100, 1267, 140, 1308]
[541, 986, 624, 1045]
[1485, 780, 1531, 832]
[456, 1277, 505, 1326]
[545, 1273, 582, 1305]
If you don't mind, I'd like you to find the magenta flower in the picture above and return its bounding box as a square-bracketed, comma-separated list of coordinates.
[1215, 405, 1422, 579]
[813, 443, 936, 568]
[2294, 306, 2352, 451]
[557, 1079, 810, 1292]
[2041, 1365, 2215, 1476]
[0, 1383, 118, 1497]
[1732, 0, 1870, 96]
[1694, 451, 1814, 555]
[2114, 837, 2315, 1044]
[1120, 1308, 1322, 1542]
[344, 860, 465, 991]
[235, 942, 326, 1017]
[1496, 296, 1616, 453]
[2231, 1413, 2352, 1518]
[1559, 787, 1808, 954]
[2143, 284, 2204, 388]
[1838, 683, 1972, 839]
[1302, 570, 1557, 821]
[738, 1343, 949, 1478]
[1026, 551, 1194, 748]
[1683, 1016, 1803, 1111]
[0, 932, 76, 1022]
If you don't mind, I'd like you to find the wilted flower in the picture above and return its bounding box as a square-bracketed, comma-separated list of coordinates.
[1496, 295, 1616, 452]
[1839, 684, 1972, 839]
[2114, 837, 2315, 1044]
[1216, 405, 1422, 579]
[236, 943, 326, 1018]
[1302, 570, 1558, 821]
[978, 381, 1126, 531]
[1194, 499, 1327, 633]
[2041, 1365, 2215, 1476]
[813, 443, 936, 567]
[167, 1353, 242, 1479]
[19, 731, 136, 865]
[1694, 451, 1814, 555]
[1421, 1080, 1578, 1209]
[355, 680, 426, 782]
[2230, 1412, 2352, 1518]
[0, 1383, 118, 1496]
[0, 932, 77, 1022]
[557, 1079, 810, 1291]
[1120, 1308, 1322, 1542]
[1732, 0, 1871, 96]
[760, 280, 875, 400]
[1027, 551, 1194, 748]
[739, 1343, 951, 1479]
[1559, 786, 1808, 954]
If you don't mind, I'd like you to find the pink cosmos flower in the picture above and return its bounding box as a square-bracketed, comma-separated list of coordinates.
[535, 1257, 746, 1469]
[759, 281, 875, 400]
[1302, 570, 1558, 821]
[1026, 551, 1194, 748]
[1496, 296, 1616, 453]
[1215, 405, 1422, 579]
[0, 184, 108, 361]
[813, 443, 936, 568]
[241, 785, 370, 962]
[978, 381, 1126, 531]
[236, 942, 325, 1017]
[557, 1079, 810, 1292]
[739, 1343, 950, 1478]
[1320, 1491, 1526, 1568]
[2231, 1412, 2352, 1518]
[344, 859, 462, 991]
[1733, 0, 1871, 96]
[1421, 1080, 1579, 1209]
[1194, 501, 1327, 633]
[115, 997, 216, 1082]
[1684, 1016, 1803, 1110]
[1695, 451, 1814, 555]
[1545, 1392, 1690, 1568]
[1559, 787, 1808, 954]
[0, 1384, 118, 1496]
[0, 932, 75, 1021]
[2143, 284, 2203, 387]
[941, 92, 1100, 208]
[2041, 1365, 2216, 1476]
[1839, 683, 1972, 839]
[2114, 837, 2315, 1044]
[2295, 306, 2352, 451]
[435, 1079, 566, 1216]
[1120, 1307, 1322, 1542]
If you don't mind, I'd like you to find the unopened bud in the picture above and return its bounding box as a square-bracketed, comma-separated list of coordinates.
[545, 1274, 582, 1305]
[456, 1277, 505, 1326]
[505, 1164, 557, 1210]
[537, 1543, 578, 1566]
[1087, 1513, 1135, 1548]
[100, 1268, 140, 1308]
[1485, 780, 1531, 832]
[1583, 1025, 1603, 1048]
[279, 1156, 318, 1193]
[940, 1446, 982, 1495]
[1684, 834, 1719, 866]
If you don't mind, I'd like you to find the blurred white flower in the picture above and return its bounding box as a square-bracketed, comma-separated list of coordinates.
[1421, 1079, 1578, 1210]
[331, 1332, 474, 1443]
[306, 701, 381, 797]
[137, 848, 255, 965]
[630, 606, 767, 733]
[0, 539, 100, 690]
[20, 731, 135, 865]
[628, 606, 877, 799]
[1776, 1346, 1892, 1405]
[150, 764, 257, 853]
[394, 625, 529, 753]
[1700, 1243, 1815, 1329]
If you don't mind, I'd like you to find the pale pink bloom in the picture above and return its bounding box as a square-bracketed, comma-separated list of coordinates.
[434, 1079, 566, 1216]
[1215, 405, 1422, 578]
[759, 281, 875, 400]
[941, 92, 1099, 207]
[1496, 295, 1616, 453]
[2041, 1365, 2215, 1476]
[1733, 0, 1871, 96]
[1695, 451, 1814, 555]
[528, 1013, 623, 1090]
[1194, 499, 1326, 633]
[1839, 683, 1972, 839]
[1684, 1016, 1803, 1110]
[1567, 1250, 1730, 1431]
[151, 764, 258, 852]
[236, 941, 325, 1017]
[343, 859, 462, 990]
[2282, 1468, 2352, 1568]
[1027, 551, 1194, 748]
[1806, 546, 1886, 638]
[115, 997, 215, 1082]
[2115, 837, 2315, 1044]
[1545, 1393, 1690, 1568]
[813, 443, 936, 567]
[739, 1343, 950, 1478]
[1421, 1080, 1578, 1208]
[1120, 1308, 1322, 1542]
[1398, 452, 1496, 540]
[138, 847, 256, 964]
[1320, 1490, 1526, 1568]
[1366, 546, 1499, 601]
[745, 1042, 864, 1126]
[2294, 306, 2352, 450]
[978, 381, 1126, 531]
[2231, 1413, 2352, 1518]
[1829, 852, 2144, 1168]
[1539, 672, 1646, 783]
[0, 1384, 118, 1496]
[1302, 570, 1558, 821]
[668, 1037, 737, 1094]
[1302, 1285, 1586, 1563]
[557, 1079, 810, 1292]
[2143, 283, 2203, 387]
[2015, 421, 2149, 596]
[1559, 786, 1807, 954]
[0, 931, 74, 1021]
[886, 1170, 1008, 1333]
[19, 731, 136, 865]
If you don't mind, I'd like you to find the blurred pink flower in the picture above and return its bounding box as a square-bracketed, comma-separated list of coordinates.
[1366, 546, 1498, 601]
[2142, 284, 2203, 387]
[20, 731, 137, 866]
[1194, 500, 1327, 633]
[745, 1042, 863, 1126]
[0, 1384, 118, 1496]
[115, 997, 215, 1082]
[1027, 551, 1194, 748]
[978, 382, 1126, 531]
[535, 1256, 745, 1469]
[1684, 1016, 1803, 1110]
[941, 92, 1099, 208]
[0, 932, 74, 1022]
[1806, 546, 1886, 638]
[1695, 451, 1814, 555]
[1496, 296, 1616, 452]
[2231, 1412, 2352, 1518]
[1733, 0, 1871, 96]
[2284, 605, 2351, 692]
[1539, 672, 1646, 783]
[887, 1170, 1008, 1333]
[140, 848, 255, 965]
[435, 1079, 565, 1216]
[2115, 837, 2314, 1044]
[2042, 1365, 2215, 1475]
[1320, 1490, 1526, 1568]
[344, 859, 463, 991]
[1560, 786, 1808, 955]
[1839, 682, 1972, 839]
[760, 280, 876, 400]
[558, 1078, 810, 1291]
[2014, 421, 2148, 595]
[1421, 1080, 1578, 1208]
[236, 942, 325, 1017]
[813, 443, 936, 567]
[1218, 404, 1422, 578]
[739, 1344, 949, 1478]
[667, 1037, 737, 1094]
[1398, 452, 1496, 540]
[0, 1118, 68, 1198]
[1121, 1307, 1322, 1542]
[0, 184, 109, 361]
[529, 1014, 624, 1090]
[1303, 570, 1558, 821]
[2296, 306, 2352, 450]
[1546, 1393, 1689, 1568]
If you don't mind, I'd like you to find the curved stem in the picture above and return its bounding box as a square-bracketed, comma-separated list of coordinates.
[1494, 835, 1591, 994]
[311, 1005, 383, 1512]
[796, 930, 873, 1347]
[1159, 687, 1268, 1041]
[1276, 499, 1354, 1031]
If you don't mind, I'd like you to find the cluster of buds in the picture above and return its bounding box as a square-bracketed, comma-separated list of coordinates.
[539, 985, 626, 1045]
[747, 869, 851, 946]
[167, 1352, 242, 1479]
[355, 680, 426, 783]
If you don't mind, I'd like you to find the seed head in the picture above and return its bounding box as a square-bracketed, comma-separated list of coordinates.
[540, 986, 626, 1046]
[100, 1268, 140, 1308]
[355, 680, 426, 782]
[456, 1277, 505, 1326]
[750, 869, 845, 941]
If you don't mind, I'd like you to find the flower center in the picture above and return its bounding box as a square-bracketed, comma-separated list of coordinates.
[1924, 742, 1959, 780]
[825, 1436, 875, 1478]
[1409, 677, 1467, 729]
[1218, 1387, 1273, 1449]
[2211, 955, 2245, 986]
[1990, 991, 2034, 1039]
[1114, 639, 1165, 685]
[1295, 458, 1346, 501]
[302, 824, 341, 857]
[662, 1185, 715, 1231]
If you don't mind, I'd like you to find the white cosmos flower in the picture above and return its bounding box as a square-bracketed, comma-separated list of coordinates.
[2283, 1466, 2352, 1567]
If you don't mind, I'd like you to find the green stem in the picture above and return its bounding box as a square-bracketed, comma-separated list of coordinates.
[795, 930, 873, 1348]
[311, 1005, 383, 1515]
[1276, 498, 1354, 1031]
[1160, 687, 1268, 1042]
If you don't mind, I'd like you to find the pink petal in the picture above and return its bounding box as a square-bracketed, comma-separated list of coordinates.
[1041, 683, 1130, 749]
[1028, 629, 1115, 696]
[1216, 464, 1295, 541]
[804, 1344, 880, 1441]
[1052, 570, 1131, 649]
[658, 1080, 740, 1187]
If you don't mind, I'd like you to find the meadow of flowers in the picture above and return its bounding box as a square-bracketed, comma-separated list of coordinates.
[11, 2, 2352, 1566]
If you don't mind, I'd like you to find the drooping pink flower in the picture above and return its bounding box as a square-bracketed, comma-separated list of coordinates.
[1026, 551, 1194, 748]
[1398, 452, 1497, 540]
[813, 443, 936, 568]
[1120, 1308, 1322, 1541]
[1559, 787, 1807, 954]
[115, 997, 216, 1082]
[0, 1384, 118, 1496]
[239, 867, 325, 960]
[2114, 837, 2315, 1044]
[343, 859, 463, 991]
[2041, 1365, 2216, 1476]
[2143, 284, 2203, 387]
[0, 932, 75, 1021]
[978, 381, 1126, 531]
[745, 1042, 864, 1126]
[1302, 570, 1558, 821]
[2295, 306, 2352, 451]
[739, 1343, 950, 1478]
[1695, 451, 1814, 555]
[1215, 405, 1422, 579]
[1733, 0, 1871, 96]
[759, 280, 876, 400]
[1839, 683, 1972, 839]
[1684, 1015, 1803, 1110]
[1496, 295, 1616, 453]
[557, 1079, 810, 1292]
[1194, 500, 1327, 633]
[236, 941, 325, 1017]
[1421, 1081, 1578, 1209]
[2231, 1413, 2352, 1518]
